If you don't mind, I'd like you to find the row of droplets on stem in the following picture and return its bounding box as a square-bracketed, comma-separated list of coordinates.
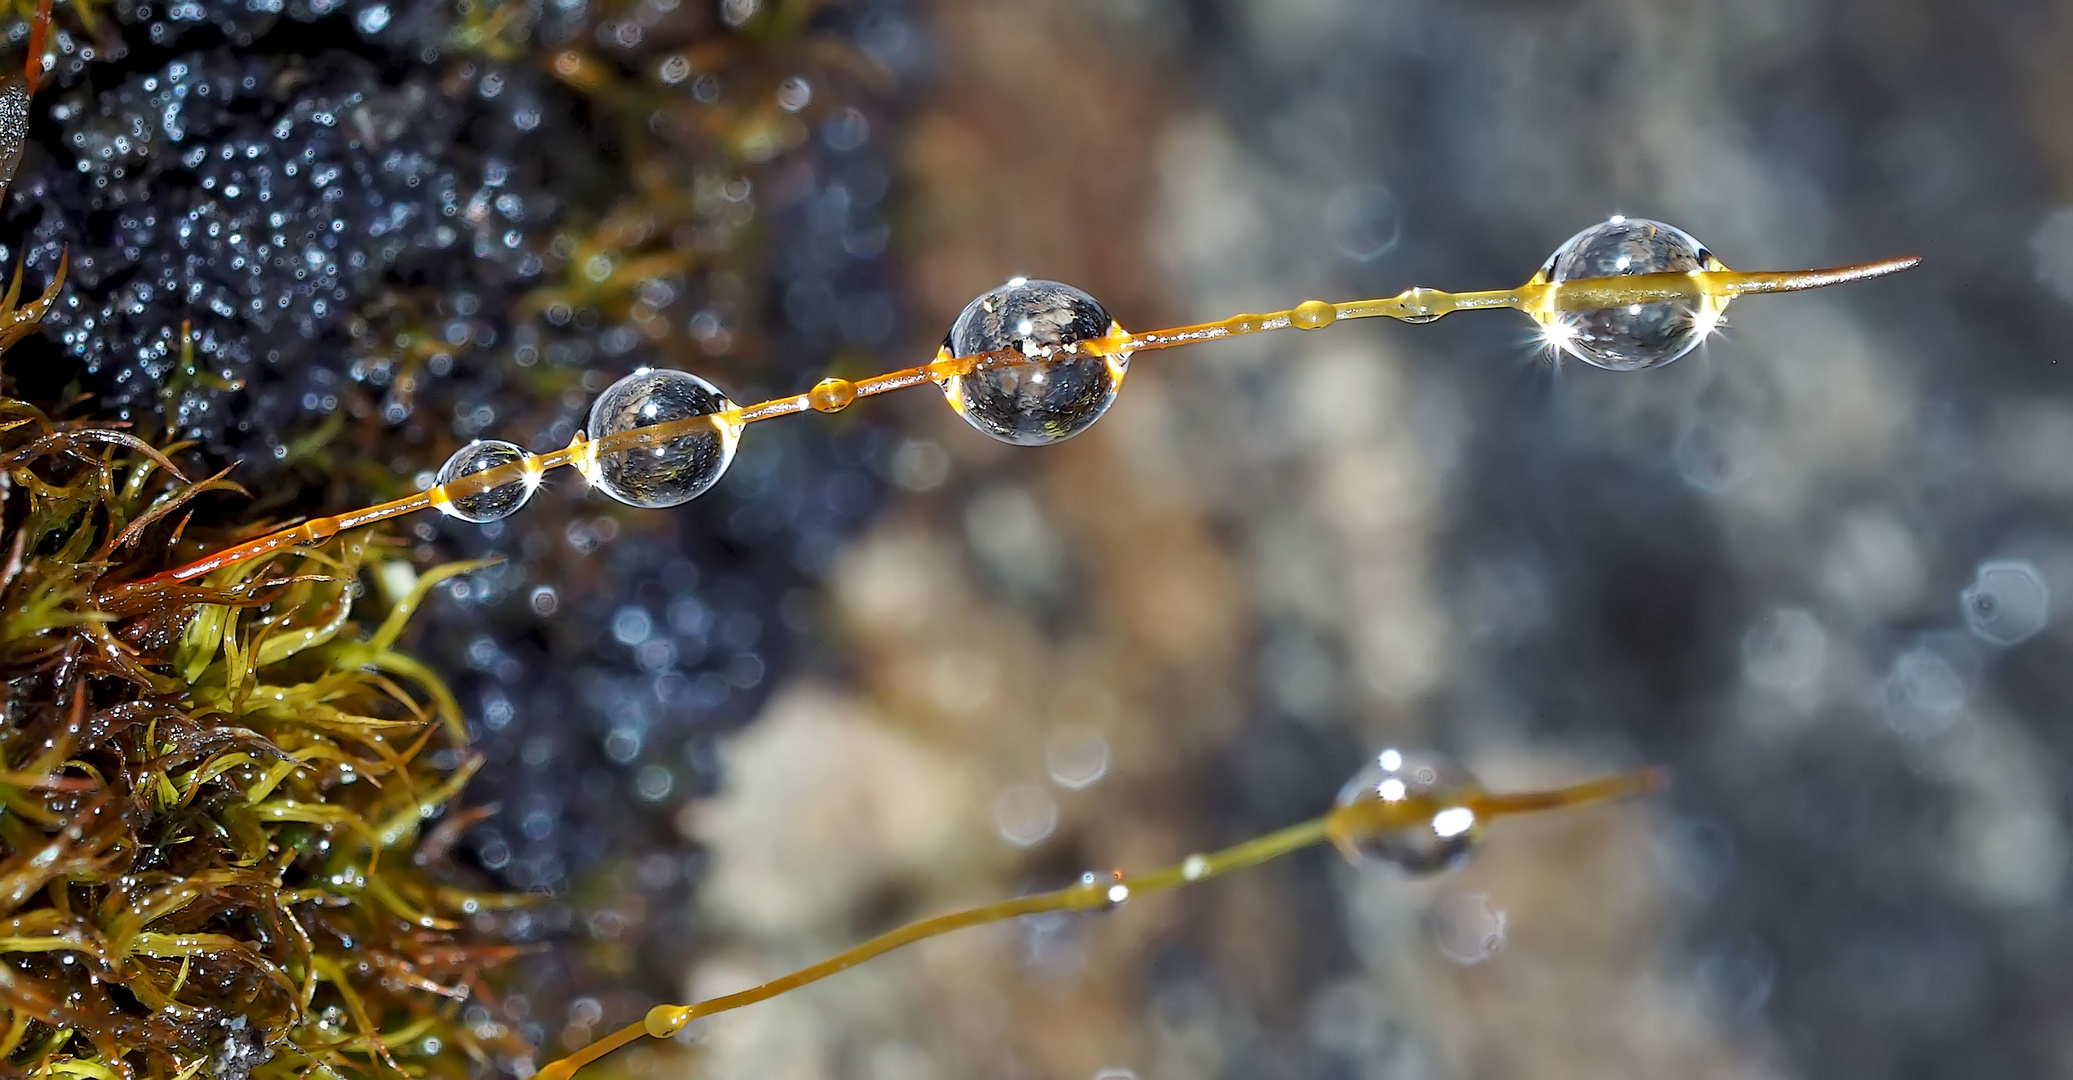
[116, 215, 1917, 597]
[534, 748, 1668, 1080]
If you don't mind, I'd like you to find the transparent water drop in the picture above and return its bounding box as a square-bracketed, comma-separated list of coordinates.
[940, 279, 1127, 446]
[354, 3, 392, 34]
[1535, 216, 1727, 371]
[584, 368, 743, 508]
[1960, 559, 2050, 646]
[1329, 748, 1485, 875]
[776, 75, 813, 112]
[434, 439, 535, 523]
[1427, 891, 1508, 965]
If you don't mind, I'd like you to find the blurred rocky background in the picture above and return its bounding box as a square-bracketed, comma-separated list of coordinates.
[676, 2, 2072, 1080]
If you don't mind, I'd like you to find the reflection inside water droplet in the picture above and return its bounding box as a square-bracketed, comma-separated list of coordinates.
[584, 368, 743, 508]
[434, 439, 535, 523]
[940, 279, 1126, 446]
[1535, 216, 1726, 371]
[1330, 749, 1485, 875]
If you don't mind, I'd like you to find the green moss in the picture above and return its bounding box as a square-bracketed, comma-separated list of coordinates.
[0, 271, 527, 1079]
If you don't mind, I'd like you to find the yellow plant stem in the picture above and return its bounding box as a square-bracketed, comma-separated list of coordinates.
[109, 255, 1918, 601]
[537, 766, 1665, 1080]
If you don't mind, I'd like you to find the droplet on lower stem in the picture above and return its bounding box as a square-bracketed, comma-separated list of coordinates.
[1327, 748, 1486, 875]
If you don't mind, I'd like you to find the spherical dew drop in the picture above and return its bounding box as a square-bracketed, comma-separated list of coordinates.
[433, 438, 536, 523]
[584, 368, 744, 508]
[1535, 216, 1727, 371]
[940, 278, 1128, 446]
[1326, 749, 1487, 876]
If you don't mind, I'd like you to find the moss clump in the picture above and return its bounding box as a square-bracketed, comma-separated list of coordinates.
[0, 274, 528, 1076]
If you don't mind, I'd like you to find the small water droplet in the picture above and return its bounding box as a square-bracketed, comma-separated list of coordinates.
[434, 439, 535, 523]
[1427, 892, 1507, 965]
[1960, 559, 2050, 646]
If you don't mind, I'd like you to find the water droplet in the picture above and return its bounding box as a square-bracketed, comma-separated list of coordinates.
[612, 606, 653, 646]
[635, 764, 675, 802]
[1427, 892, 1507, 965]
[1291, 298, 1337, 329]
[434, 439, 535, 523]
[1328, 749, 1484, 875]
[941, 279, 1126, 446]
[584, 368, 743, 508]
[809, 376, 857, 412]
[1536, 217, 1726, 371]
[776, 76, 813, 112]
[1960, 559, 2050, 646]
[354, 3, 391, 34]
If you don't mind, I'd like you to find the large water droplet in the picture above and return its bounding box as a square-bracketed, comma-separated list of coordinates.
[1329, 748, 1485, 875]
[940, 279, 1126, 446]
[1536, 217, 1726, 371]
[584, 368, 743, 508]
